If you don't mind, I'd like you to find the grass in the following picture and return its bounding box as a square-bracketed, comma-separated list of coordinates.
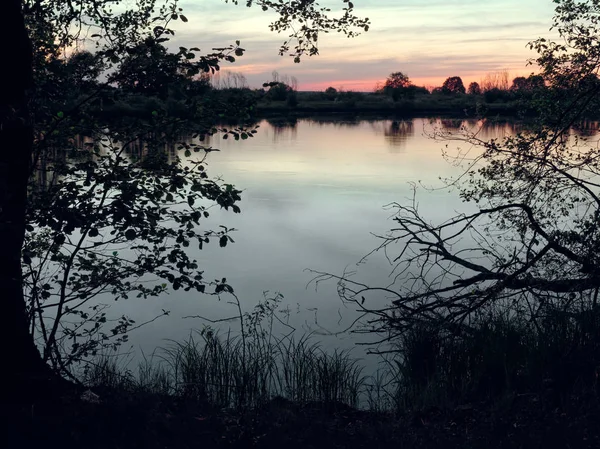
[387, 302, 600, 412]
[77, 298, 600, 416]
[80, 329, 366, 412]
[8, 297, 600, 448]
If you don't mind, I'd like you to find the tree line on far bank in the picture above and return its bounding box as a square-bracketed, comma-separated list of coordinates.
[373, 70, 548, 103]
[49, 45, 572, 121]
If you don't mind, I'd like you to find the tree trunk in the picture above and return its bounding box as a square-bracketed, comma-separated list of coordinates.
[0, 0, 52, 402]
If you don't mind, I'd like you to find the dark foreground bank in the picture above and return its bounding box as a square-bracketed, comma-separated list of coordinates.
[3, 385, 600, 449]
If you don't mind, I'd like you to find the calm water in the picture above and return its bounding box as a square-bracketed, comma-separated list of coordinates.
[110, 117, 524, 362]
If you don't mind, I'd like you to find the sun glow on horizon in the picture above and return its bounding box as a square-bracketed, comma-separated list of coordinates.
[178, 0, 556, 92]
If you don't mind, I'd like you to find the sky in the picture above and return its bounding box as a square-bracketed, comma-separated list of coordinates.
[173, 0, 558, 91]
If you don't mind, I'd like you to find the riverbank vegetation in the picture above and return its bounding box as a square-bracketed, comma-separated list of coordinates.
[84, 70, 569, 120]
[7, 298, 600, 448]
[5, 0, 600, 448]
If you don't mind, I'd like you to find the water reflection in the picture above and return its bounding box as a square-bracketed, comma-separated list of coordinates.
[385, 120, 414, 151]
[44, 117, 600, 372]
[573, 120, 600, 136]
[266, 117, 298, 143]
[306, 116, 363, 128]
[256, 117, 529, 152]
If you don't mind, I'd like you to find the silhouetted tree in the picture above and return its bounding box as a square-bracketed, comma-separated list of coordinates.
[480, 70, 510, 92]
[115, 40, 186, 99]
[510, 76, 529, 91]
[384, 72, 411, 89]
[0, 0, 370, 399]
[324, 86, 338, 100]
[263, 81, 294, 101]
[467, 82, 482, 95]
[442, 76, 466, 94]
[63, 51, 105, 93]
[0, 0, 53, 399]
[510, 74, 545, 92]
[382, 72, 414, 102]
[314, 0, 600, 349]
[484, 87, 512, 103]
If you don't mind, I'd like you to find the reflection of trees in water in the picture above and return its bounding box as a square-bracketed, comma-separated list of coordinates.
[306, 116, 362, 128]
[34, 147, 68, 191]
[33, 133, 186, 191]
[33, 134, 95, 191]
[122, 134, 179, 161]
[384, 120, 414, 151]
[440, 118, 464, 131]
[573, 120, 600, 137]
[266, 117, 298, 142]
[427, 118, 522, 140]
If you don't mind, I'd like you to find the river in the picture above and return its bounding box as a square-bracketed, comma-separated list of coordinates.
[89, 117, 527, 367]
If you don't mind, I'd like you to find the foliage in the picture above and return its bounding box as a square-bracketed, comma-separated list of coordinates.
[483, 87, 512, 103]
[19, 0, 370, 373]
[510, 74, 545, 92]
[381, 72, 414, 102]
[263, 81, 295, 101]
[286, 91, 299, 107]
[114, 40, 192, 99]
[314, 0, 600, 363]
[83, 296, 366, 410]
[80, 294, 600, 414]
[467, 81, 482, 95]
[441, 76, 466, 94]
[324, 86, 338, 101]
[384, 72, 411, 89]
[383, 300, 600, 410]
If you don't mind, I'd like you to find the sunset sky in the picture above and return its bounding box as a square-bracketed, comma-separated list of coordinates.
[175, 0, 557, 91]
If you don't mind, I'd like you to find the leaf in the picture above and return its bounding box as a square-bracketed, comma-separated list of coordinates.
[235, 48, 244, 57]
[125, 229, 136, 240]
[180, 14, 188, 22]
[88, 228, 99, 237]
[57, 111, 64, 119]
[219, 235, 228, 247]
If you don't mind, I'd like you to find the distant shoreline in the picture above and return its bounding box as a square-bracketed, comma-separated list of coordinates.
[254, 98, 520, 119]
